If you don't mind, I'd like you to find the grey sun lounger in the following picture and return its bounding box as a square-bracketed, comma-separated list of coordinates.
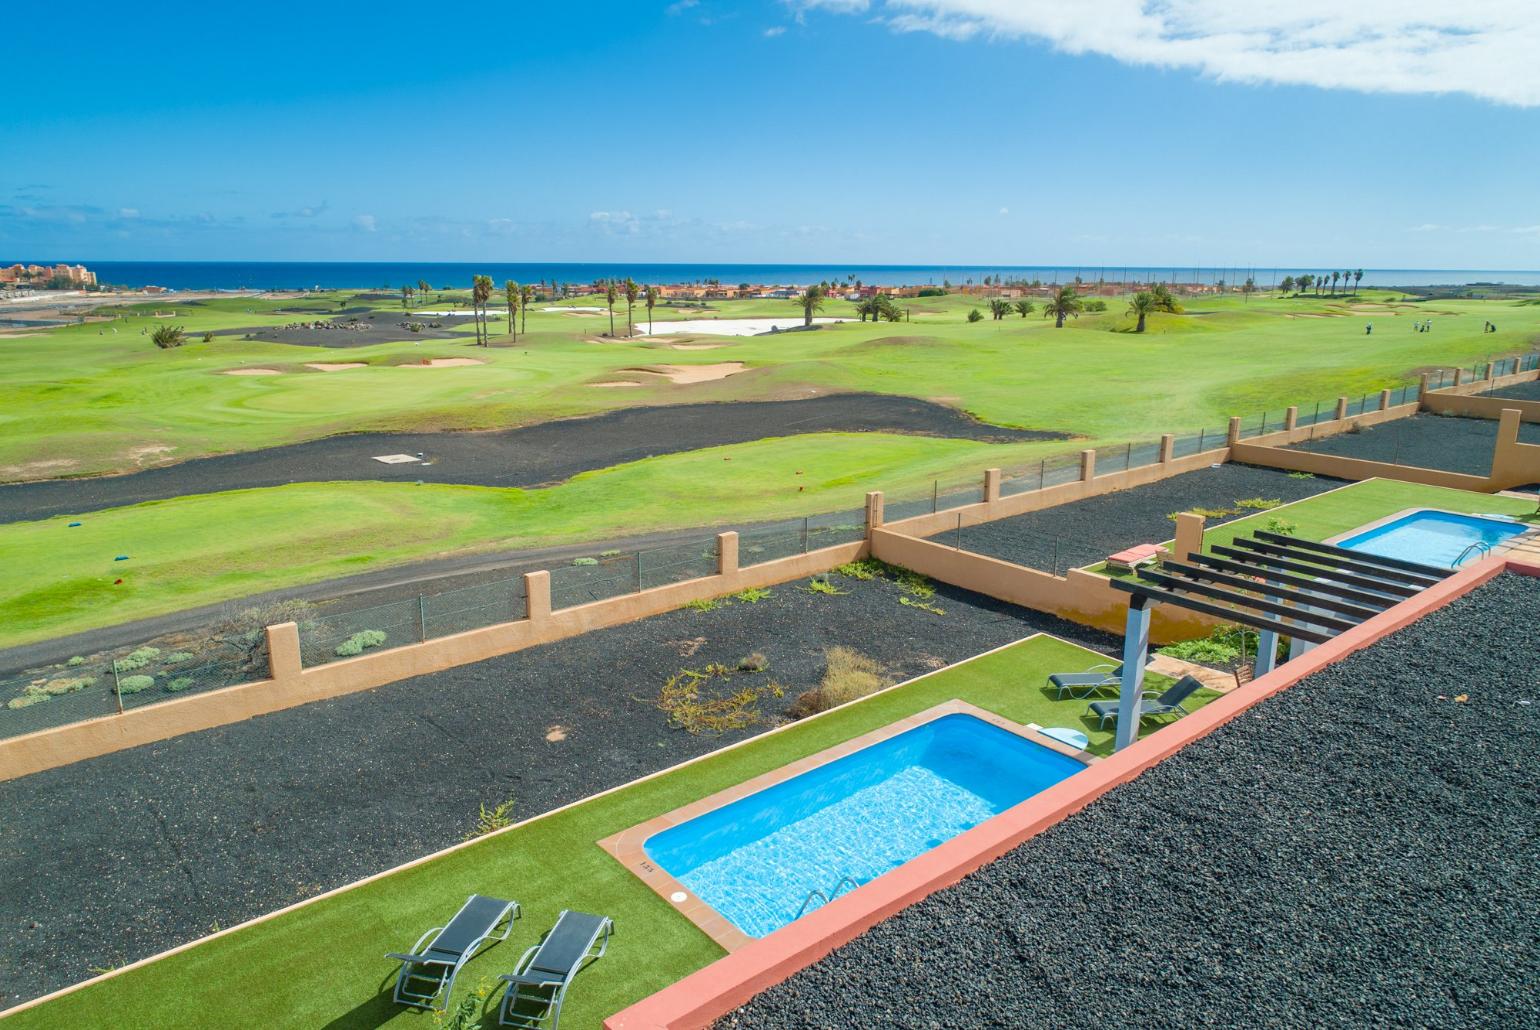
[1086, 674, 1205, 730]
[387, 894, 520, 1011]
[1047, 663, 1122, 700]
[498, 910, 614, 1029]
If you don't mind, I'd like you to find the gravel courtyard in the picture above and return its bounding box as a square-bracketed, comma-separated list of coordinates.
[1287, 412, 1540, 478]
[723, 573, 1540, 1030]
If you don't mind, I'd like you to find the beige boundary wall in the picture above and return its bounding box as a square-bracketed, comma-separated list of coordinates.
[1422, 367, 1540, 423]
[2, 363, 1524, 781]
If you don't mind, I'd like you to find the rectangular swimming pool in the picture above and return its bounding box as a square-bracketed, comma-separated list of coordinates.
[642, 712, 1084, 939]
[1337, 509, 1525, 568]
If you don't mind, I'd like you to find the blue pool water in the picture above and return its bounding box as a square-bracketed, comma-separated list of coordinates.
[644, 713, 1084, 938]
[1338, 510, 1525, 567]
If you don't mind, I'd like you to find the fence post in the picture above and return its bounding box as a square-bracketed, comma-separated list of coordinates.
[931, 481, 938, 514]
[1197, 427, 1206, 452]
[1124, 441, 1133, 469]
[1038, 459, 1045, 491]
[1378, 389, 1391, 411]
[265, 622, 303, 682]
[983, 467, 1001, 503]
[1454, 367, 1466, 387]
[865, 491, 885, 535]
[524, 571, 551, 625]
[1226, 416, 1242, 447]
[418, 595, 427, 642]
[1159, 434, 1174, 463]
[716, 531, 739, 576]
[801, 516, 809, 553]
[1079, 449, 1096, 482]
[635, 552, 643, 593]
[954, 512, 963, 550]
[111, 659, 124, 715]
[1284, 406, 1298, 432]
[1334, 396, 1349, 420]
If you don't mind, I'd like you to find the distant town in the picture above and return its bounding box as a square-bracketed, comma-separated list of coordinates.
[0, 262, 98, 290]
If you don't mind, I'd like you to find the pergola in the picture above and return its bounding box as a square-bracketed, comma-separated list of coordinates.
[1105, 530, 1452, 750]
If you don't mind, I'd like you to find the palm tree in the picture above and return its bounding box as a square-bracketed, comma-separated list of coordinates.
[151, 324, 185, 349]
[624, 278, 639, 337]
[1280, 275, 1295, 295]
[505, 280, 520, 341]
[401, 284, 414, 309]
[797, 285, 824, 327]
[417, 279, 430, 302]
[520, 284, 533, 334]
[644, 285, 659, 333]
[1353, 268, 1364, 294]
[1296, 274, 1313, 296]
[1127, 290, 1158, 333]
[1150, 282, 1181, 313]
[605, 280, 617, 336]
[1330, 271, 1340, 295]
[472, 275, 493, 346]
[1014, 300, 1035, 318]
[988, 298, 1010, 321]
[1041, 286, 1084, 328]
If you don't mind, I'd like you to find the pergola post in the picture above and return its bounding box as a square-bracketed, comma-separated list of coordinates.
[1254, 628, 1279, 676]
[1115, 596, 1152, 752]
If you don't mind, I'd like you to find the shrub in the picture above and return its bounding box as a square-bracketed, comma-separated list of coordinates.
[804, 576, 847, 596]
[114, 646, 162, 672]
[737, 652, 769, 673]
[1235, 497, 1282, 511]
[684, 597, 725, 612]
[151, 324, 185, 349]
[1287, 471, 1316, 480]
[733, 587, 771, 604]
[652, 668, 784, 734]
[571, 556, 599, 566]
[465, 798, 516, 840]
[1159, 637, 1239, 664]
[899, 596, 945, 616]
[1187, 505, 1240, 519]
[117, 675, 155, 694]
[895, 570, 934, 599]
[164, 677, 195, 693]
[966, 308, 983, 323]
[43, 676, 93, 696]
[210, 598, 316, 672]
[599, 549, 622, 558]
[202, 332, 214, 343]
[789, 647, 889, 719]
[1264, 517, 1298, 535]
[703, 662, 733, 677]
[66, 656, 85, 667]
[334, 629, 387, 657]
[164, 651, 194, 664]
[1084, 299, 1108, 312]
[834, 559, 883, 580]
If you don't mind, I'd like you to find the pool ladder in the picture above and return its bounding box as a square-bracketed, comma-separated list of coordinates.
[1451, 541, 1492, 569]
[796, 876, 861, 919]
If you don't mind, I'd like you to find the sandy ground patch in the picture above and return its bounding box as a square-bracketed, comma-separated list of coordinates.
[127, 445, 174, 465]
[0, 458, 78, 480]
[543, 306, 605, 314]
[224, 368, 282, 376]
[623, 362, 747, 384]
[590, 380, 644, 388]
[668, 343, 727, 351]
[398, 358, 485, 368]
[631, 317, 848, 337]
[306, 362, 367, 372]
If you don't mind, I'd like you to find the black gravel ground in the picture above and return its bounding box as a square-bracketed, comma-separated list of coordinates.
[723, 572, 1540, 1030]
[1288, 412, 1540, 477]
[0, 575, 1114, 1006]
[1485, 378, 1540, 402]
[209, 314, 474, 347]
[940, 464, 1342, 572]
[0, 394, 1065, 520]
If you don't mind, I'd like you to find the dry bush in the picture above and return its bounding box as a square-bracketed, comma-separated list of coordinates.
[788, 647, 890, 719]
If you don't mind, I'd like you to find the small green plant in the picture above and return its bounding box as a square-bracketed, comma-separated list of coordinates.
[733, 587, 771, 603]
[465, 798, 516, 840]
[117, 675, 155, 694]
[7, 688, 48, 710]
[805, 576, 847, 596]
[599, 549, 622, 558]
[163, 651, 193, 664]
[703, 662, 733, 677]
[1235, 497, 1282, 511]
[114, 646, 162, 672]
[435, 977, 498, 1030]
[1264, 517, 1299, 535]
[571, 556, 599, 566]
[66, 656, 85, 667]
[1287, 471, 1316, 480]
[333, 629, 387, 657]
[151, 324, 185, 349]
[1187, 505, 1241, 519]
[737, 652, 768, 673]
[652, 668, 783, 734]
[164, 677, 195, 693]
[684, 597, 725, 612]
[966, 308, 983, 323]
[42, 676, 94, 696]
[202, 332, 214, 343]
[895, 571, 934, 599]
[899, 596, 945, 616]
[834, 559, 884, 580]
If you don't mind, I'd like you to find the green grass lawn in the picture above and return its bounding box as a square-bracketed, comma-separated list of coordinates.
[1, 634, 1206, 1030]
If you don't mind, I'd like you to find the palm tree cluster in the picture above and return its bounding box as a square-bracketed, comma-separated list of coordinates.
[1280, 269, 1364, 296]
[470, 274, 493, 346]
[1041, 286, 1084, 328]
[505, 280, 521, 341]
[855, 294, 902, 322]
[400, 284, 415, 309]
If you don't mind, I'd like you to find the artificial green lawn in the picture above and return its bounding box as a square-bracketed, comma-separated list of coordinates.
[2, 634, 1202, 1030]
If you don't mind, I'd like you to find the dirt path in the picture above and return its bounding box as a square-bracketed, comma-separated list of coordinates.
[0, 394, 1068, 523]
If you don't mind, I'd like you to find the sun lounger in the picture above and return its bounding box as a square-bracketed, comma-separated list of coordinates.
[1047, 663, 1122, 700]
[498, 910, 614, 1029]
[387, 894, 520, 1011]
[1085, 675, 1205, 730]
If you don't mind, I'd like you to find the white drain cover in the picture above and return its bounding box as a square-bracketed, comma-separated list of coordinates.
[372, 453, 422, 464]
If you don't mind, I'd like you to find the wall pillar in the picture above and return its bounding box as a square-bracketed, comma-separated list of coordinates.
[1115, 597, 1152, 752]
[1418, 372, 1431, 402]
[265, 622, 302, 682]
[1173, 512, 1206, 561]
[983, 467, 1001, 503]
[1226, 416, 1242, 446]
[864, 490, 885, 533]
[1488, 408, 1526, 488]
[1484, 361, 1494, 381]
[1158, 434, 1174, 463]
[1080, 449, 1096, 482]
[1378, 389, 1392, 411]
[1284, 406, 1298, 431]
[1454, 367, 1466, 386]
[1334, 396, 1348, 420]
[716, 531, 739, 576]
[524, 570, 551, 624]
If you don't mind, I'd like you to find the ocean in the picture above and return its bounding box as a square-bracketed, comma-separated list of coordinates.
[13, 261, 1540, 292]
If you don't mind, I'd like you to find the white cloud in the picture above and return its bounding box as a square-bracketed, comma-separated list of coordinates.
[589, 210, 641, 234]
[764, 25, 786, 36]
[820, 1, 1540, 106]
[666, 0, 699, 13]
[997, 206, 1009, 215]
[117, 207, 140, 219]
[352, 213, 377, 232]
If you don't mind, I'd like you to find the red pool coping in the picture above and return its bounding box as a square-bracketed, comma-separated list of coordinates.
[606, 554, 1537, 1030]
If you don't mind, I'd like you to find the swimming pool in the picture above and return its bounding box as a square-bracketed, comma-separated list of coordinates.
[1337, 509, 1525, 567]
[642, 713, 1084, 939]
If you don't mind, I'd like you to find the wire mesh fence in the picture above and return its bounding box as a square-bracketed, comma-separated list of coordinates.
[300, 596, 422, 667]
[739, 508, 865, 567]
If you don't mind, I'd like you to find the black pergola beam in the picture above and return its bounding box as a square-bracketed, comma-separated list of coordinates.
[1254, 530, 1452, 579]
[1231, 538, 1442, 588]
[1109, 577, 1334, 644]
[1211, 544, 1420, 597]
[1134, 568, 1361, 634]
[1186, 553, 1402, 610]
[1158, 560, 1385, 621]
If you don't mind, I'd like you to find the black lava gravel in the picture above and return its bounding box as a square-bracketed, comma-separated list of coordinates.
[0, 394, 1064, 521]
[1288, 413, 1540, 477]
[939, 464, 1342, 572]
[0, 575, 1114, 1006]
[722, 573, 1540, 1030]
[1485, 378, 1540, 402]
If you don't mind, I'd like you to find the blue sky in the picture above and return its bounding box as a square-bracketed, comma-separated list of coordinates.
[3, 0, 1538, 267]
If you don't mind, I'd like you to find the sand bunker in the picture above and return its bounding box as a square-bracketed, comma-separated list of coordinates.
[543, 306, 605, 314]
[589, 380, 644, 388]
[669, 343, 726, 350]
[623, 362, 747, 384]
[398, 358, 485, 368]
[632, 317, 848, 337]
[224, 368, 282, 376]
[306, 362, 367, 372]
